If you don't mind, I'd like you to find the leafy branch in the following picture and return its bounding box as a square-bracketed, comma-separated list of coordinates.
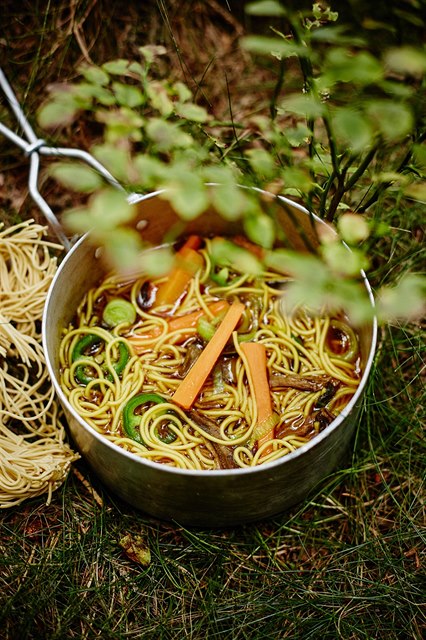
[36, 2, 426, 324]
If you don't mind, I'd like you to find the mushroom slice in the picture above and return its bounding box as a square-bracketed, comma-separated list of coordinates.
[189, 409, 236, 469]
[270, 373, 330, 392]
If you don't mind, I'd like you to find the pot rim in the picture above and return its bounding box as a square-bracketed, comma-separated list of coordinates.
[42, 189, 378, 478]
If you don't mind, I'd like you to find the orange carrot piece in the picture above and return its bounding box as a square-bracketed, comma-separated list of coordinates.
[154, 241, 204, 308]
[180, 235, 202, 251]
[128, 300, 230, 352]
[241, 342, 273, 424]
[172, 301, 245, 410]
[240, 342, 275, 452]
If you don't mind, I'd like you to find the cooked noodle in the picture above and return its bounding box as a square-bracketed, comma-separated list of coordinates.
[0, 220, 79, 508]
[59, 235, 361, 470]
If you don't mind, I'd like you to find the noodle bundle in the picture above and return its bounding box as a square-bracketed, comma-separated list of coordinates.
[59, 234, 361, 471]
[0, 220, 79, 508]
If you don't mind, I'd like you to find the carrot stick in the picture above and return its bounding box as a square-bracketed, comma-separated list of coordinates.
[240, 342, 276, 452]
[180, 235, 202, 251]
[128, 300, 230, 352]
[154, 236, 204, 308]
[172, 301, 245, 410]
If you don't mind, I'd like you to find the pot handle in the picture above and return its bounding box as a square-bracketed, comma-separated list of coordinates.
[0, 67, 128, 251]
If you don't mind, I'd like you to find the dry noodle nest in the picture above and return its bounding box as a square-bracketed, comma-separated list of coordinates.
[0, 219, 79, 508]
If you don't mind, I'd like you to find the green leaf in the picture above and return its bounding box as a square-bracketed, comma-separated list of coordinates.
[128, 61, 146, 78]
[384, 46, 426, 76]
[68, 82, 99, 108]
[71, 82, 114, 107]
[92, 88, 116, 106]
[378, 80, 414, 98]
[310, 25, 365, 47]
[331, 107, 373, 152]
[100, 227, 145, 271]
[241, 35, 309, 58]
[93, 144, 132, 183]
[175, 102, 210, 123]
[146, 118, 193, 151]
[160, 169, 208, 219]
[337, 213, 370, 244]
[210, 238, 263, 275]
[137, 247, 176, 278]
[173, 81, 192, 103]
[265, 249, 373, 322]
[403, 181, 426, 201]
[326, 278, 375, 324]
[138, 247, 174, 277]
[244, 213, 275, 249]
[365, 100, 413, 141]
[96, 107, 144, 142]
[146, 81, 174, 116]
[312, 3, 338, 22]
[201, 166, 247, 220]
[246, 148, 277, 179]
[63, 189, 134, 234]
[37, 96, 78, 128]
[78, 64, 109, 86]
[112, 82, 144, 108]
[324, 48, 383, 85]
[132, 154, 167, 188]
[279, 93, 325, 118]
[210, 181, 247, 221]
[265, 249, 327, 281]
[280, 166, 313, 191]
[376, 274, 426, 322]
[245, 1, 286, 16]
[321, 242, 369, 276]
[371, 171, 409, 185]
[412, 144, 426, 169]
[49, 163, 104, 192]
[102, 59, 132, 75]
[284, 123, 312, 147]
[139, 45, 167, 64]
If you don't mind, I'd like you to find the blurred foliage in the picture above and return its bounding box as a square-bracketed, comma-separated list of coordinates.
[37, 2, 426, 324]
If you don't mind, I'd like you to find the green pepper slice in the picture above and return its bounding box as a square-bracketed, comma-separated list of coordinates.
[122, 392, 169, 444]
[72, 333, 130, 385]
[210, 266, 229, 286]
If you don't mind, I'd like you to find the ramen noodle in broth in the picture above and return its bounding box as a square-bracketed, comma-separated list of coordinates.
[59, 235, 361, 470]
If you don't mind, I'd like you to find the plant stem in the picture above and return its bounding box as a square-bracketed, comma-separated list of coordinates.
[270, 57, 286, 121]
[359, 131, 426, 211]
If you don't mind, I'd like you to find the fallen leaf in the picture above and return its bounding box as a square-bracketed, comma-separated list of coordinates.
[119, 533, 151, 567]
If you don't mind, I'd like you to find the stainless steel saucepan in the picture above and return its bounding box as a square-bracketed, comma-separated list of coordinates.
[42, 191, 377, 526]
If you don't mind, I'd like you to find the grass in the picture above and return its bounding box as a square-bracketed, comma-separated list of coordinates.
[1, 1, 425, 638]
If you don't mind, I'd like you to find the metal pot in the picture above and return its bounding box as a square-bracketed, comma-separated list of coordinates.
[42, 190, 377, 526]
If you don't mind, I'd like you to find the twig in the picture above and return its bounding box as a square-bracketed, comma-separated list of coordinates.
[72, 467, 104, 508]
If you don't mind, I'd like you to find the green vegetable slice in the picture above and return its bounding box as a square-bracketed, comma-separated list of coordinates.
[72, 333, 102, 360]
[103, 298, 137, 327]
[197, 316, 217, 342]
[122, 392, 168, 444]
[72, 333, 130, 385]
[196, 310, 228, 342]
